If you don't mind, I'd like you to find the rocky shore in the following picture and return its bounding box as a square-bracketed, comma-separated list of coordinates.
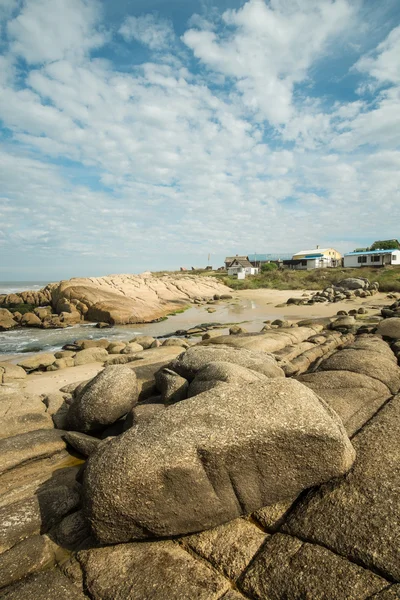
[0, 273, 232, 331]
[0, 290, 400, 598]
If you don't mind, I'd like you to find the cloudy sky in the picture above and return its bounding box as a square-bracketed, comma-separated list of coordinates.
[0, 0, 399, 280]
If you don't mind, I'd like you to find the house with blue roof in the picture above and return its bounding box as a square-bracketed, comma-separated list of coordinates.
[288, 247, 342, 270]
[344, 248, 400, 268]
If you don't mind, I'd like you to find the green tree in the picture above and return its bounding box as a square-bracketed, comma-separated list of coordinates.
[370, 240, 400, 250]
[261, 262, 278, 272]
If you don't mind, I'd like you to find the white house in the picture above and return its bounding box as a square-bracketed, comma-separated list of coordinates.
[344, 249, 400, 268]
[290, 247, 342, 270]
[227, 257, 259, 278]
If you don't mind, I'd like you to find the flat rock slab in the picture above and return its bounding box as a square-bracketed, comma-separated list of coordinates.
[0, 483, 80, 553]
[83, 379, 355, 543]
[168, 344, 284, 381]
[0, 390, 53, 440]
[0, 569, 87, 599]
[63, 433, 102, 457]
[0, 364, 26, 384]
[239, 533, 389, 600]
[0, 430, 67, 475]
[298, 370, 391, 436]
[0, 535, 55, 590]
[202, 326, 323, 353]
[77, 540, 229, 600]
[182, 518, 268, 581]
[319, 348, 400, 394]
[284, 393, 400, 582]
[17, 353, 56, 372]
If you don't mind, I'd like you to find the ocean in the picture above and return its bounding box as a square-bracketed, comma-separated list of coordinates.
[0, 281, 52, 295]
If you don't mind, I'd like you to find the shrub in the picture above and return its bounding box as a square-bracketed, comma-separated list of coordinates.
[261, 263, 278, 272]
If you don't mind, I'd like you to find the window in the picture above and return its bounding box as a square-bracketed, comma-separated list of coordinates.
[371, 255, 381, 262]
[393, 255, 397, 261]
[301, 260, 307, 266]
[358, 256, 367, 263]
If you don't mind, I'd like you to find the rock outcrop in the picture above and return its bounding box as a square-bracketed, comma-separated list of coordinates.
[83, 379, 355, 543]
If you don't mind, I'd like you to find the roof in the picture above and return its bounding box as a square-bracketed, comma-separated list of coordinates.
[345, 249, 399, 256]
[304, 254, 324, 259]
[225, 255, 248, 264]
[247, 253, 292, 261]
[228, 258, 254, 268]
[292, 248, 332, 257]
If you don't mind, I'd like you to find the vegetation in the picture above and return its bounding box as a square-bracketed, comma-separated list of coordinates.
[2, 303, 36, 315]
[210, 266, 400, 293]
[261, 263, 278, 272]
[369, 239, 400, 250]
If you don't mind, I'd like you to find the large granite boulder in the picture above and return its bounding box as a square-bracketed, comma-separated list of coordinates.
[337, 278, 369, 290]
[0, 310, 17, 331]
[73, 348, 108, 366]
[66, 365, 138, 432]
[83, 379, 355, 544]
[167, 344, 284, 381]
[0, 389, 52, 440]
[0, 569, 87, 599]
[188, 361, 270, 398]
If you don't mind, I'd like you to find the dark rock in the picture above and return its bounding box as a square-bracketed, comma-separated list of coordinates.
[0, 535, 55, 589]
[63, 432, 102, 457]
[155, 368, 189, 404]
[0, 430, 67, 475]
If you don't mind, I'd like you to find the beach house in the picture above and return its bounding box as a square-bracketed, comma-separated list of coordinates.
[344, 248, 400, 268]
[287, 247, 342, 270]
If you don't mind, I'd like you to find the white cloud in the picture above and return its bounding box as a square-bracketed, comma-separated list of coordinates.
[119, 14, 175, 50]
[7, 0, 106, 64]
[183, 0, 354, 125]
[355, 25, 400, 85]
[0, 0, 399, 276]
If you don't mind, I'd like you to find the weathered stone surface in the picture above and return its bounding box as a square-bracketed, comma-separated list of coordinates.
[162, 337, 189, 348]
[0, 390, 52, 440]
[155, 368, 188, 404]
[77, 540, 229, 600]
[121, 342, 143, 354]
[124, 402, 165, 429]
[0, 535, 55, 589]
[83, 379, 355, 543]
[129, 335, 155, 349]
[168, 344, 284, 381]
[54, 510, 91, 549]
[107, 342, 126, 354]
[284, 393, 400, 581]
[377, 317, 400, 339]
[20, 312, 42, 327]
[0, 484, 80, 552]
[0, 311, 17, 332]
[0, 430, 67, 475]
[202, 326, 322, 353]
[319, 348, 400, 394]
[63, 432, 102, 457]
[373, 586, 400, 599]
[188, 361, 269, 398]
[0, 569, 87, 599]
[75, 339, 109, 350]
[0, 364, 26, 384]
[73, 348, 108, 366]
[338, 277, 369, 290]
[239, 533, 388, 600]
[298, 370, 390, 436]
[183, 518, 267, 581]
[66, 366, 138, 432]
[252, 499, 297, 532]
[17, 353, 56, 372]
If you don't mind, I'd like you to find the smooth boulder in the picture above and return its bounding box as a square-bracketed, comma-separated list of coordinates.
[83, 379, 355, 543]
[167, 344, 284, 381]
[66, 365, 138, 432]
[377, 318, 400, 340]
[188, 361, 270, 398]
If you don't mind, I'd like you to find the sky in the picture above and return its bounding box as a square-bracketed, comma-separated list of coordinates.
[0, 0, 399, 280]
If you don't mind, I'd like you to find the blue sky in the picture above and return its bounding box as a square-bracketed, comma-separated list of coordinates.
[0, 0, 400, 280]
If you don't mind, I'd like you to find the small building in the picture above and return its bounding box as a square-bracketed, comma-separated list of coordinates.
[224, 255, 248, 270]
[247, 253, 292, 268]
[290, 247, 342, 270]
[227, 257, 259, 277]
[344, 249, 400, 268]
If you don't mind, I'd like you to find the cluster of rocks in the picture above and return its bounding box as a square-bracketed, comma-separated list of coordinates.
[0, 274, 233, 331]
[288, 277, 379, 305]
[1, 320, 400, 598]
[9, 335, 197, 375]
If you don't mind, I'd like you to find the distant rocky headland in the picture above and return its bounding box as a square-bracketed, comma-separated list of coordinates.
[0, 273, 232, 331]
